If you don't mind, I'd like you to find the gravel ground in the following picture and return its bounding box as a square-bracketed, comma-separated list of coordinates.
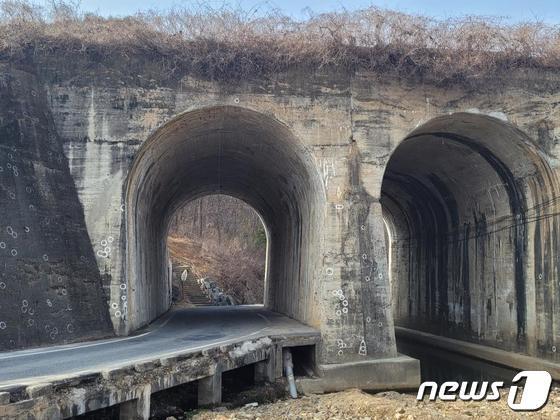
[191, 387, 560, 420]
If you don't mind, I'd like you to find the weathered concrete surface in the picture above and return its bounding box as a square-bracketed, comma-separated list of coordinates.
[1, 52, 560, 393]
[297, 356, 420, 394]
[0, 65, 113, 350]
[33, 69, 405, 370]
[197, 369, 222, 407]
[395, 327, 560, 380]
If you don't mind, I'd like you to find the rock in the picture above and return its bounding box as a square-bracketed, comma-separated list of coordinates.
[198, 277, 236, 306]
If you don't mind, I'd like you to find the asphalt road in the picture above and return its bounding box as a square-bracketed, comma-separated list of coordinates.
[0, 305, 318, 390]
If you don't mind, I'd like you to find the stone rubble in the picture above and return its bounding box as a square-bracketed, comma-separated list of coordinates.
[198, 278, 237, 306]
[192, 388, 560, 419]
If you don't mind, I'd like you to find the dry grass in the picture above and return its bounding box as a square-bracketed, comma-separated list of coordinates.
[193, 387, 560, 420]
[166, 195, 266, 305]
[2, 1, 558, 82]
[168, 236, 265, 305]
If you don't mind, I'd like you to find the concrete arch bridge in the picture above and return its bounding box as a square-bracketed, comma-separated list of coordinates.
[1, 68, 560, 418]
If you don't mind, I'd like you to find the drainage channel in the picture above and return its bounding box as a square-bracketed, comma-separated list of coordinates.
[397, 336, 519, 385]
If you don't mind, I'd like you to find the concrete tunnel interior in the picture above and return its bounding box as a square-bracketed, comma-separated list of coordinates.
[125, 106, 325, 333]
[381, 113, 560, 355]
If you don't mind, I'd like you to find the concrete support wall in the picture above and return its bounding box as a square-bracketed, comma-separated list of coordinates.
[0, 65, 113, 350]
[119, 385, 151, 420]
[198, 371, 222, 407]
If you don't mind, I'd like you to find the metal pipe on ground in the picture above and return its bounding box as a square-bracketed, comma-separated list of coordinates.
[283, 348, 298, 399]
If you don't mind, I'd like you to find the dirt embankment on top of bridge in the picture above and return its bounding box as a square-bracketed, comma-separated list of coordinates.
[1, 1, 560, 86]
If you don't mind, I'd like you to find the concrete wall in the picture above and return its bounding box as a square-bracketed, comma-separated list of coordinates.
[0, 65, 113, 350]
[1, 54, 559, 368]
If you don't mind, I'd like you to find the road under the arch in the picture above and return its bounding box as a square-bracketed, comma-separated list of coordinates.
[0, 306, 319, 390]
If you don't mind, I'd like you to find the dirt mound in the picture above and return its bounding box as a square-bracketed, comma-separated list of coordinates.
[192, 387, 560, 419]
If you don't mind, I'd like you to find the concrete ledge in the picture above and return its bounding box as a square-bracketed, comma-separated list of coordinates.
[395, 327, 560, 380]
[0, 332, 320, 419]
[0, 392, 10, 405]
[297, 355, 420, 394]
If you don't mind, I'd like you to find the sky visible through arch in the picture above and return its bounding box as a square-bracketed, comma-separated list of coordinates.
[37, 0, 560, 24]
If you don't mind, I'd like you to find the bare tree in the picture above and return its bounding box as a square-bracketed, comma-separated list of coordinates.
[168, 195, 266, 305]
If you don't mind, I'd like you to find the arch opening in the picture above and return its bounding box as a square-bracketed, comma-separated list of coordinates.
[381, 113, 560, 357]
[166, 193, 268, 307]
[125, 106, 324, 332]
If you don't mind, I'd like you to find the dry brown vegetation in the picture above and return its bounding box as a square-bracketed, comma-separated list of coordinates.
[167, 195, 266, 305]
[1, 1, 560, 82]
[168, 236, 265, 305]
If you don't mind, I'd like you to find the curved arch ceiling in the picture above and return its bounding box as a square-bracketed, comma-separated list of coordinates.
[382, 113, 560, 356]
[125, 106, 325, 331]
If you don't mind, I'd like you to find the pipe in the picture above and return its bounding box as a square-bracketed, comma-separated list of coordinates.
[283, 348, 298, 399]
